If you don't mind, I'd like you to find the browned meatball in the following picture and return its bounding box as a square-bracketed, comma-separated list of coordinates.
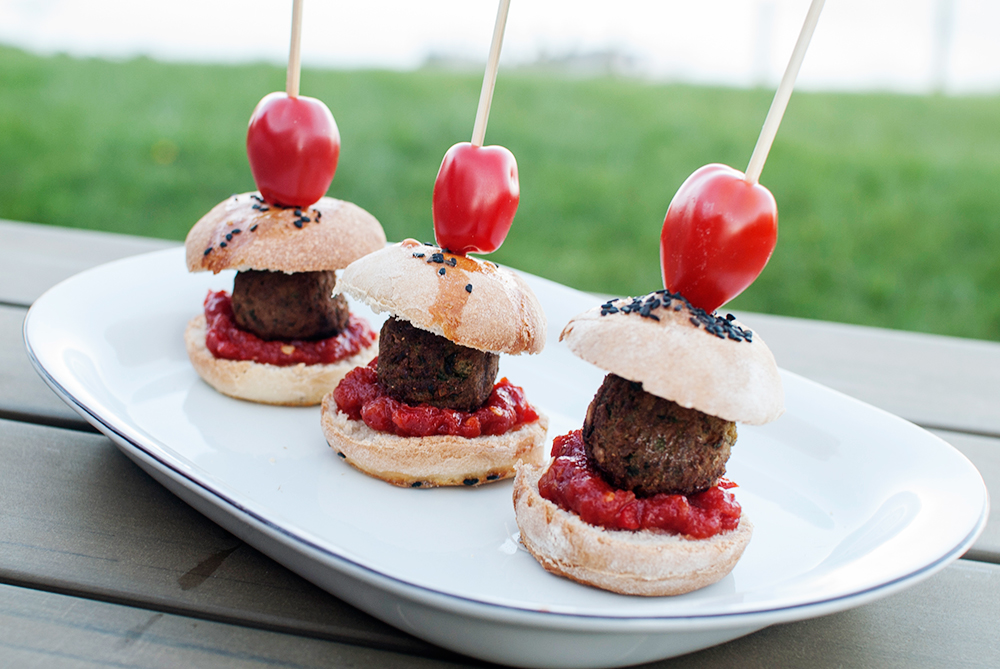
[376, 317, 499, 412]
[582, 373, 737, 497]
[231, 270, 349, 341]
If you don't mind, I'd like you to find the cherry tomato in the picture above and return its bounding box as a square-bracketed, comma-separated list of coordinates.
[246, 92, 340, 208]
[660, 163, 778, 313]
[432, 142, 519, 255]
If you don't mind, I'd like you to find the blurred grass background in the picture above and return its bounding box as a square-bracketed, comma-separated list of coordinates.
[2, 45, 999, 341]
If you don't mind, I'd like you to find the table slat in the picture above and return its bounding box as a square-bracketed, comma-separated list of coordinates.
[0, 304, 93, 430]
[0, 220, 176, 307]
[0, 583, 467, 669]
[666, 560, 1000, 669]
[736, 311, 1000, 437]
[0, 418, 447, 661]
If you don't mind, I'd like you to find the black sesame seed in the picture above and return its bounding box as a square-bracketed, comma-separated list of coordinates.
[314, 210, 322, 220]
[294, 209, 303, 216]
[446, 257, 457, 267]
[689, 317, 700, 327]
[294, 220, 303, 229]
[250, 224, 258, 232]
[411, 481, 422, 488]
[430, 252, 445, 263]
[225, 233, 233, 241]
[486, 473, 500, 481]
[726, 313, 736, 321]
[413, 252, 425, 258]
[465, 284, 473, 293]
[251, 194, 264, 202]
[438, 267, 446, 276]
[203, 247, 212, 256]
[219, 241, 227, 248]
[232, 228, 241, 235]
[337, 451, 346, 459]
[463, 478, 479, 486]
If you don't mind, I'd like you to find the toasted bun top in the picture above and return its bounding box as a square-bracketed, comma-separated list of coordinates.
[559, 290, 783, 424]
[185, 192, 386, 274]
[335, 239, 545, 355]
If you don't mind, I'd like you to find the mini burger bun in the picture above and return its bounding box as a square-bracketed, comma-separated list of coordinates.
[185, 314, 376, 406]
[513, 461, 753, 596]
[320, 395, 548, 487]
[335, 240, 545, 356]
[560, 292, 783, 425]
[185, 193, 386, 275]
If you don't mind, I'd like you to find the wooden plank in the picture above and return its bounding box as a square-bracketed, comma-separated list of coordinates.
[667, 560, 1000, 669]
[0, 583, 469, 668]
[931, 429, 1000, 563]
[0, 304, 92, 431]
[3, 562, 998, 669]
[0, 418, 448, 660]
[0, 220, 176, 307]
[734, 311, 1000, 437]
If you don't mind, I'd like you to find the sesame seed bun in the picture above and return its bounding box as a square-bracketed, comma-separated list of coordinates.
[559, 291, 783, 425]
[184, 314, 376, 406]
[334, 240, 546, 355]
[185, 192, 386, 274]
[513, 461, 753, 596]
[320, 394, 548, 487]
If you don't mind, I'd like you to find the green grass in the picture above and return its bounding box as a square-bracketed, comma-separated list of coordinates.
[3, 45, 1000, 341]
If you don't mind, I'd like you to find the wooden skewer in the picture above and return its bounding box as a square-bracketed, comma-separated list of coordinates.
[744, 0, 826, 185]
[286, 0, 305, 98]
[471, 0, 512, 147]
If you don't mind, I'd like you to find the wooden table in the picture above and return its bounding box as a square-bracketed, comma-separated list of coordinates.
[2, 219, 998, 668]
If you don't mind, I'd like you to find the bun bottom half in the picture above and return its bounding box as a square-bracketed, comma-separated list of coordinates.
[185, 314, 376, 406]
[320, 396, 548, 488]
[513, 462, 753, 596]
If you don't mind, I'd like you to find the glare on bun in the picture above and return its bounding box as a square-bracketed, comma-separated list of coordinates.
[321, 239, 548, 487]
[184, 192, 386, 406]
[334, 239, 546, 355]
[514, 290, 783, 596]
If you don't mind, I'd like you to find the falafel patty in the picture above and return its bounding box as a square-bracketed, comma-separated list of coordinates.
[583, 373, 737, 497]
[376, 317, 499, 412]
[231, 269, 349, 341]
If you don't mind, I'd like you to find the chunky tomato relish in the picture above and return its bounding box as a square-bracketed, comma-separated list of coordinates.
[203, 290, 376, 366]
[334, 358, 539, 439]
[538, 430, 741, 539]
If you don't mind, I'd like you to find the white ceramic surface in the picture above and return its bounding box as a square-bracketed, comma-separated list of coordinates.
[24, 248, 988, 668]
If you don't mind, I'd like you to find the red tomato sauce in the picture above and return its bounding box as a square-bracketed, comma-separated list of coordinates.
[333, 359, 539, 439]
[203, 290, 376, 366]
[538, 430, 741, 539]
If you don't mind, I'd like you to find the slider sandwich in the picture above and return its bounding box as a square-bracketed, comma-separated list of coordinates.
[185, 193, 386, 405]
[321, 240, 548, 487]
[514, 289, 783, 595]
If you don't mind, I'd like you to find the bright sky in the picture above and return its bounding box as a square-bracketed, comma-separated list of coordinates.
[2, 0, 999, 93]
